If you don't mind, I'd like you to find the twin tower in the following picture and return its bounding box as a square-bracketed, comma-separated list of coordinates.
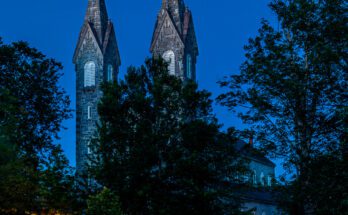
[73, 0, 199, 172]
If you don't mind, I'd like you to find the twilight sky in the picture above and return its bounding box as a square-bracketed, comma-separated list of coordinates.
[0, 0, 283, 175]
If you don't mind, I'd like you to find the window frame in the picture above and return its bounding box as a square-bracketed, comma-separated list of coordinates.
[260, 172, 265, 186]
[186, 54, 192, 79]
[107, 64, 113, 82]
[252, 170, 257, 185]
[84, 61, 96, 87]
[87, 141, 92, 155]
[268, 176, 272, 187]
[162, 50, 176, 75]
[87, 106, 92, 120]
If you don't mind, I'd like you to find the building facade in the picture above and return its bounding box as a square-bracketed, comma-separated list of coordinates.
[73, 0, 121, 173]
[236, 140, 282, 215]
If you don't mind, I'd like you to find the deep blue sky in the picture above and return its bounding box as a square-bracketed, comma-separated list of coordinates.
[0, 0, 283, 175]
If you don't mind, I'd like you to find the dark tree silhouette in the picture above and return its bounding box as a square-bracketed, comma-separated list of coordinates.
[217, 0, 347, 214]
[90, 58, 248, 215]
[0, 38, 78, 214]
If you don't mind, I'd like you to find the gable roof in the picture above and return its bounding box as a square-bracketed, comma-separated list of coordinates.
[73, 22, 103, 63]
[236, 140, 276, 168]
[73, 0, 120, 65]
[241, 190, 278, 205]
[150, 9, 185, 52]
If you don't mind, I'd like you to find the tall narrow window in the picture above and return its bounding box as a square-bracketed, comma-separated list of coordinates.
[268, 176, 272, 187]
[84, 61, 96, 87]
[87, 141, 92, 155]
[260, 172, 265, 186]
[186, 54, 192, 79]
[107, 64, 113, 82]
[163, 50, 175, 75]
[87, 106, 92, 120]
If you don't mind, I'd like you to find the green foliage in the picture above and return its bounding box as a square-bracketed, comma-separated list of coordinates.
[87, 188, 123, 215]
[38, 145, 79, 213]
[0, 39, 77, 214]
[0, 39, 71, 159]
[0, 81, 37, 214]
[91, 58, 247, 214]
[0, 133, 37, 214]
[218, 0, 347, 214]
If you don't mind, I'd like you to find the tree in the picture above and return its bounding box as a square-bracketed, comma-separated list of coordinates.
[38, 145, 79, 214]
[87, 188, 123, 215]
[0, 37, 71, 163]
[0, 132, 37, 214]
[0, 38, 76, 213]
[0, 83, 37, 214]
[217, 0, 347, 214]
[90, 58, 248, 214]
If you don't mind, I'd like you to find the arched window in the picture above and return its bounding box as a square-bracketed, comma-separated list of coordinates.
[162, 50, 175, 75]
[84, 61, 96, 87]
[260, 172, 265, 186]
[107, 64, 113, 82]
[186, 54, 192, 79]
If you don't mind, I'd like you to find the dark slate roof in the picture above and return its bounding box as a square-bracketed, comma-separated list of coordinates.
[236, 140, 276, 168]
[241, 189, 278, 205]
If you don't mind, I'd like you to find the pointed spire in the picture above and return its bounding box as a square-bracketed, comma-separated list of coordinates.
[85, 0, 109, 44]
[161, 0, 186, 34]
[162, 0, 167, 9]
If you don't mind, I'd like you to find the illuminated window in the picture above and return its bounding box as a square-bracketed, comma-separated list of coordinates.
[84, 61, 96, 87]
[163, 50, 175, 75]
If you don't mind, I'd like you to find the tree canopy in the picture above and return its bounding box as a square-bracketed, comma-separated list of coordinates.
[87, 188, 123, 215]
[90, 58, 248, 215]
[218, 0, 347, 214]
[0, 38, 78, 214]
[0, 37, 71, 159]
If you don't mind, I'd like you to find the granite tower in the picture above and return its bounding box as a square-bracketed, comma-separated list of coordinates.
[150, 0, 199, 80]
[73, 0, 121, 172]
